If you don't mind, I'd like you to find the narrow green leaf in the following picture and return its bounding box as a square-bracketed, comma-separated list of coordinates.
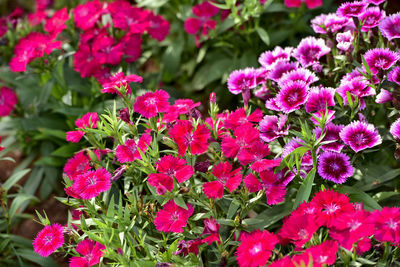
[174, 196, 188, 210]
[293, 168, 316, 209]
[256, 28, 270, 46]
[2, 169, 30, 191]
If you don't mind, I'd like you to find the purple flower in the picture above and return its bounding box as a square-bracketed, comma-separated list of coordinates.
[337, 1, 368, 18]
[282, 137, 313, 166]
[310, 109, 335, 125]
[359, 7, 386, 32]
[258, 47, 292, 70]
[379, 13, 400, 40]
[265, 98, 282, 111]
[340, 121, 382, 152]
[376, 89, 393, 103]
[336, 31, 354, 51]
[364, 48, 400, 75]
[293, 37, 330, 67]
[367, 0, 385, 5]
[337, 79, 375, 105]
[278, 68, 318, 87]
[318, 151, 354, 184]
[314, 123, 345, 152]
[259, 114, 289, 142]
[388, 66, 400, 85]
[390, 118, 400, 139]
[305, 86, 335, 113]
[311, 13, 350, 34]
[276, 80, 309, 113]
[228, 68, 258, 107]
[268, 61, 298, 82]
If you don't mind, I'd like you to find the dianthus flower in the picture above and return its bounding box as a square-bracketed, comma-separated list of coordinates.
[169, 120, 210, 156]
[163, 99, 201, 122]
[294, 240, 339, 267]
[282, 137, 313, 166]
[102, 72, 142, 96]
[44, 7, 69, 37]
[244, 170, 286, 205]
[115, 134, 152, 163]
[133, 89, 170, 118]
[66, 130, 85, 143]
[184, 1, 219, 38]
[227, 68, 259, 107]
[367, 0, 385, 4]
[154, 199, 194, 233]
[203, 162, 242, 199]
[339, 120, 382, 152]
[305, 86, 335, 113]
[371, 207, 400, 243]
[236, 230, 278, 267]
[221, 124, 260, 158]
[379, 12, 400, 40]
[72, 168, 111, 199]
[337, 1, 368, 18]
[75, 112, 99, 129]
[0, 87, 18, 116]
[314, 123, 345, 152]
[63, 151, 91, 180]
[336, 30, 354, 51]
[317, 151, 354, 184]
[363, 48, 400, 75]
[92, 32, 124, 65]
[258, 46, 292, 70]
[376, 89, 393, 103]
[73, 0, 104, 30]
[70, 239, 106, 267]
[388, 66, 400, 85]
[259, 114, 289, 142]
[311, 13, 350, 34]
[33, 223, 64, 257]
[278, 68, 319, 87]
[268, 61, 298, 82]
[201, 218, 221, 245]
[147, 12, 170, 42]
[174, 239, 203, 256]
[293, 37, 330, 67]
[359, 7, 386, 32]
[120, 33, 142, 63]
[147, 155, 194, 195]
[390, 118, 400, 140]
[224, 108, 263, 130]
[284, 0, 322, 9]
[237, 140, 271, 166]
[278, 213, 319, 247]
[276, 80, 309, 113]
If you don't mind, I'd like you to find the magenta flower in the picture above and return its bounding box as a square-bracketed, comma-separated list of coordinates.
[284, 0, 322, 9]
[276, 80, 309, 113]
[228, 68, 259, 107]
[305, 86, 335, 113]
[33, 223, 64, 257]
[147, 12, 170, 42]
[72, 168, 111, 199]
[75, 112, 99, 129]
[244, 171, 286, 205]
[337, 79, 375, 105]
[201, 218, 221, 245]
[163, 99, 201, 122]
[278, 213, 319, 248]
[317, 151, 354, 184]
[359, 7, 386, 32]
[337, 1, 368, 18]
[63, 151, 91, 181]
[336, 31, 354, 51]
[278, 68, 319, 87]
[224, 108, 263, 130]
[66, 130, 85, 143]
[184, 1, 219, 37]
[268, 61, 298, 82]
[293, 37, 330, 67]
[311, 13, 350, 34]
[379, 12, 400, 40]
[340, 121, 382, 152]
[0, 86, 18, 116]
[388, 66, 400, 85]
[376, 89, 393, 103]
[259, 114, 289, 142]
[73, 0, 104, 31]
[70, 239, 106, 267]
[44, 7, 69, 37]
[203, 162, 242, 199]
[221, 124, 260, 158]
[258, 46, 292, 70]
[102, 72, 143, 96]
[133, 89, 170, 118]
[154, 199, 194, 233]
[116, 134, 152, 163]
[364, 48, 400, 75]
[147, 155, 194, 195]
[314, 123, 345, 152]
[371, 207, 400, 243]
[367, 0, 386, 4]
[169, 120, 210, 156]
[238, 140, 271, 166]
[390, 118, 400, 139]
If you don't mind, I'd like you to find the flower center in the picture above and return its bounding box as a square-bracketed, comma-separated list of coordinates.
[386, 219, 398, 229]
[88, 176, 97, 186]
[145, 97, 157, 105]
[324, 203, 339, 213]
[250, 243, 262, 255]
[0, 96, 4, 106]
[44, 234, 54, 244]
[170, 211, 179, 221]
[298, 229, 309, 239]
[349, 220, 362, 231]
[184, 133, 193, 145]
[375, 58, 388, 68]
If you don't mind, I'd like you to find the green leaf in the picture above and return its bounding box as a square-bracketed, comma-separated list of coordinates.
[2, 169, 30, 191]
[9, 193, 39, 218]
[256, 28, 270, 46]
[293, 168, 316, 210]
[174, 196, 188, 210]
[338, 186, 381, 211]
[51, 143, 80, 157]
[227, 200, 240, 219]
[17, 248, 58, 266]
[361, 55, 372, 76]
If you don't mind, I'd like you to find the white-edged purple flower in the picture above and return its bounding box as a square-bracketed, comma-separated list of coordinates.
[337, 79, 375, 105]
[278, 68, 318, 87]
[379, 12, 400, 40]
[293, 37, 330, 67]
[265, 98, 282, 111]
[314, 123, 345, 152]
[376, 89, 393, 103]
[388, 66, 400, 85]
[227, 68, 258, 106]
[276, 80, 309, 113]
[282, 137, 313, 166]
[254, 84, 273, 101]
[364, 48, 400, 75]
[336, 31, 354, 51]
[317, 151, 354, 184]
[341, 69, 365, 84]
[340, 120, 382, 152]
[310, 109, 335, 125]
[305, 86, 336, 113]
[337, 1, 368, 18]
[367, 0, 385, 5]
[311, 13, 350, 34]
[390, 118, 400, 139]
[268, 61, 298, 82]
[258, 47, 292, 70]
[259, 114, 289, 142]
[359, 7, 386, 32]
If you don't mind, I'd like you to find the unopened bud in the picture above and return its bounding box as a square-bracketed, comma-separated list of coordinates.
[210, 92, 216, 103]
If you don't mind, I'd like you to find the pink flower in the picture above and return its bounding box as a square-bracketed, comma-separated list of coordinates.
[184, 1, 219, 36]
[367, 0, 385, 4]
[294, 240, 339, 266]
[133, 90, 170, 118]
[238, 140, 272, 166]
[276, 80, 309, 113]
[278, 68, 319, 87]
[224, 108, 263, 130]
[259, 114, 289, 142]
[311, 13, 350, 34]
[244, 170, 286, 205]
[116, 134, 152, 163]
[284, 0, 322, 9]
[305, 86, 335, 113]
[359, 7, 386, 32]
[278, 213, 319, 247]
[371, 207, 400, 243]
[148, 155, 194, 195]
[72, 168, 111, 199]
[203, 162, 242, 199]
[364, 48, 400, 75]
[70, 239, 106, 267]
[379, 12, 400, 40]
[221, 124, 260, 158]
[339, 120, 382, 152]
[236, 230, 278, 267]
[102, 72, 143, 96]
[154, 200, 194, 233]
[66, 130, 85, 143]
[163, 99, 201, 122]
[268, 61, 298, 82]
[201, 218, 221, 245]
[376, 89, 393, 103]
[169, 120, 210, 156]
[147, 12, 170, 42]
[336, 30, 354, 51]
[73, 0, 104, 30]
[0, 87, 18, 116]
[33, 223, 64, 257]
[388, 66, 400, 85]
[337, 1, 368, 18]
[390, 118, 400, 140]
[227, 68, 259, 107]
[293, 37, 330, 67]
[75, 112, 99, 129]
[317, 151, 354, 184]
[258, 46, 292, 70]
[120, 33, 142, 63]
[63, 151, 91, 180]
[44, 7, 69, 37]
[314, 123, 345, 152]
